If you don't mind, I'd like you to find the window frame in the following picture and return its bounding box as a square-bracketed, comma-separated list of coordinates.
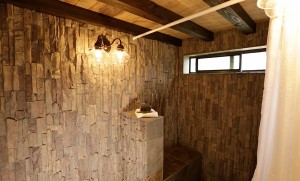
[189, 48, 266, 74]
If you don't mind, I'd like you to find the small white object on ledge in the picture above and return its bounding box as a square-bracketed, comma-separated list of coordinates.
[135, 109, 158, 118]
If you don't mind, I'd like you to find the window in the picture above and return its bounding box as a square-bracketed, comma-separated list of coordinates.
[190, 58, 196, 73]
[241, 51, 266, 71]
[188, 48, 266, 73]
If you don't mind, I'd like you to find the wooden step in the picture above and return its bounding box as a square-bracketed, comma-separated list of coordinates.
[163, 146, 202, 181]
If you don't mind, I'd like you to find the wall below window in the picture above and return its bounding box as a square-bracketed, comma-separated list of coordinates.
[177, 73, 264, 180]
[178, 21, 268, 180]
[0, 4, 179, 180]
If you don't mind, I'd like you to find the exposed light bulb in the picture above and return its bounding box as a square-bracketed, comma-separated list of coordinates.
[116, 51, 124, 62]
[94, 48, 109, 63]
[95, 49, 102, 63]
[112, 50, 129, 64]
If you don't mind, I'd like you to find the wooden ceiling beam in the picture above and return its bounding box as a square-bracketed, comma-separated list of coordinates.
[98, 0, 214, 41]
[0, 0, 182, 46]
[204, 0, 256, 34]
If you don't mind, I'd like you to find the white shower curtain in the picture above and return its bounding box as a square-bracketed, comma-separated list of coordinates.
[252, 0, 300, 181]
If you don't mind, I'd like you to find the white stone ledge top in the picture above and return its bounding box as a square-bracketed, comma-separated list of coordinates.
[121, 110, 163, 122]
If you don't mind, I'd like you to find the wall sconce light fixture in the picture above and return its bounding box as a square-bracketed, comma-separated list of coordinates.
[94, 34, 129, 64]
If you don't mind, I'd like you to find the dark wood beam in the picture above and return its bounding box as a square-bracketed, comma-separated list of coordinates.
[204, 0, 256, 34]
[0, 0, 182, 46]
[98, 0, 214, 41]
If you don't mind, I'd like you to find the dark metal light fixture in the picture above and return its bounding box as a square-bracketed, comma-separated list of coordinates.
[94, 34, 129, 64]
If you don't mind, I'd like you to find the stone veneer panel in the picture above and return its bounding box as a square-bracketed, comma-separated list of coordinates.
[0, 4, 178, 180]
[178, 21, 268, 180]
[177, 74, 265, 181]
[121, 111, 164, 181]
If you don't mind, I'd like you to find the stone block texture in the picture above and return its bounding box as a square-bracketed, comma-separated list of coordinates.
[0, 4, 178, 181]
[121, 111, 163, 181]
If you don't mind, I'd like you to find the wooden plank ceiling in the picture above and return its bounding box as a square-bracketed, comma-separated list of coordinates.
[1, 0, 269, 46]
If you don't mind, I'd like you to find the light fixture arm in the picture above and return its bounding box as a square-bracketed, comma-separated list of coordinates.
[110, 38, 124, 51]
[110, 38, 122, 46]
[95, 34, 111, 52]
[94, 35, 124, 52]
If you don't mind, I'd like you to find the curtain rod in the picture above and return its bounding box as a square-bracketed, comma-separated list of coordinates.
[132, 0, 245, 40]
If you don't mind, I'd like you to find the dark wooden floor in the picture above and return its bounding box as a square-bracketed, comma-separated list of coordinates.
[164, 146, 202, 181]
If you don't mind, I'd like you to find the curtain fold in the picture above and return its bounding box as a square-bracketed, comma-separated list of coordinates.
[253, 1, 300, 180]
